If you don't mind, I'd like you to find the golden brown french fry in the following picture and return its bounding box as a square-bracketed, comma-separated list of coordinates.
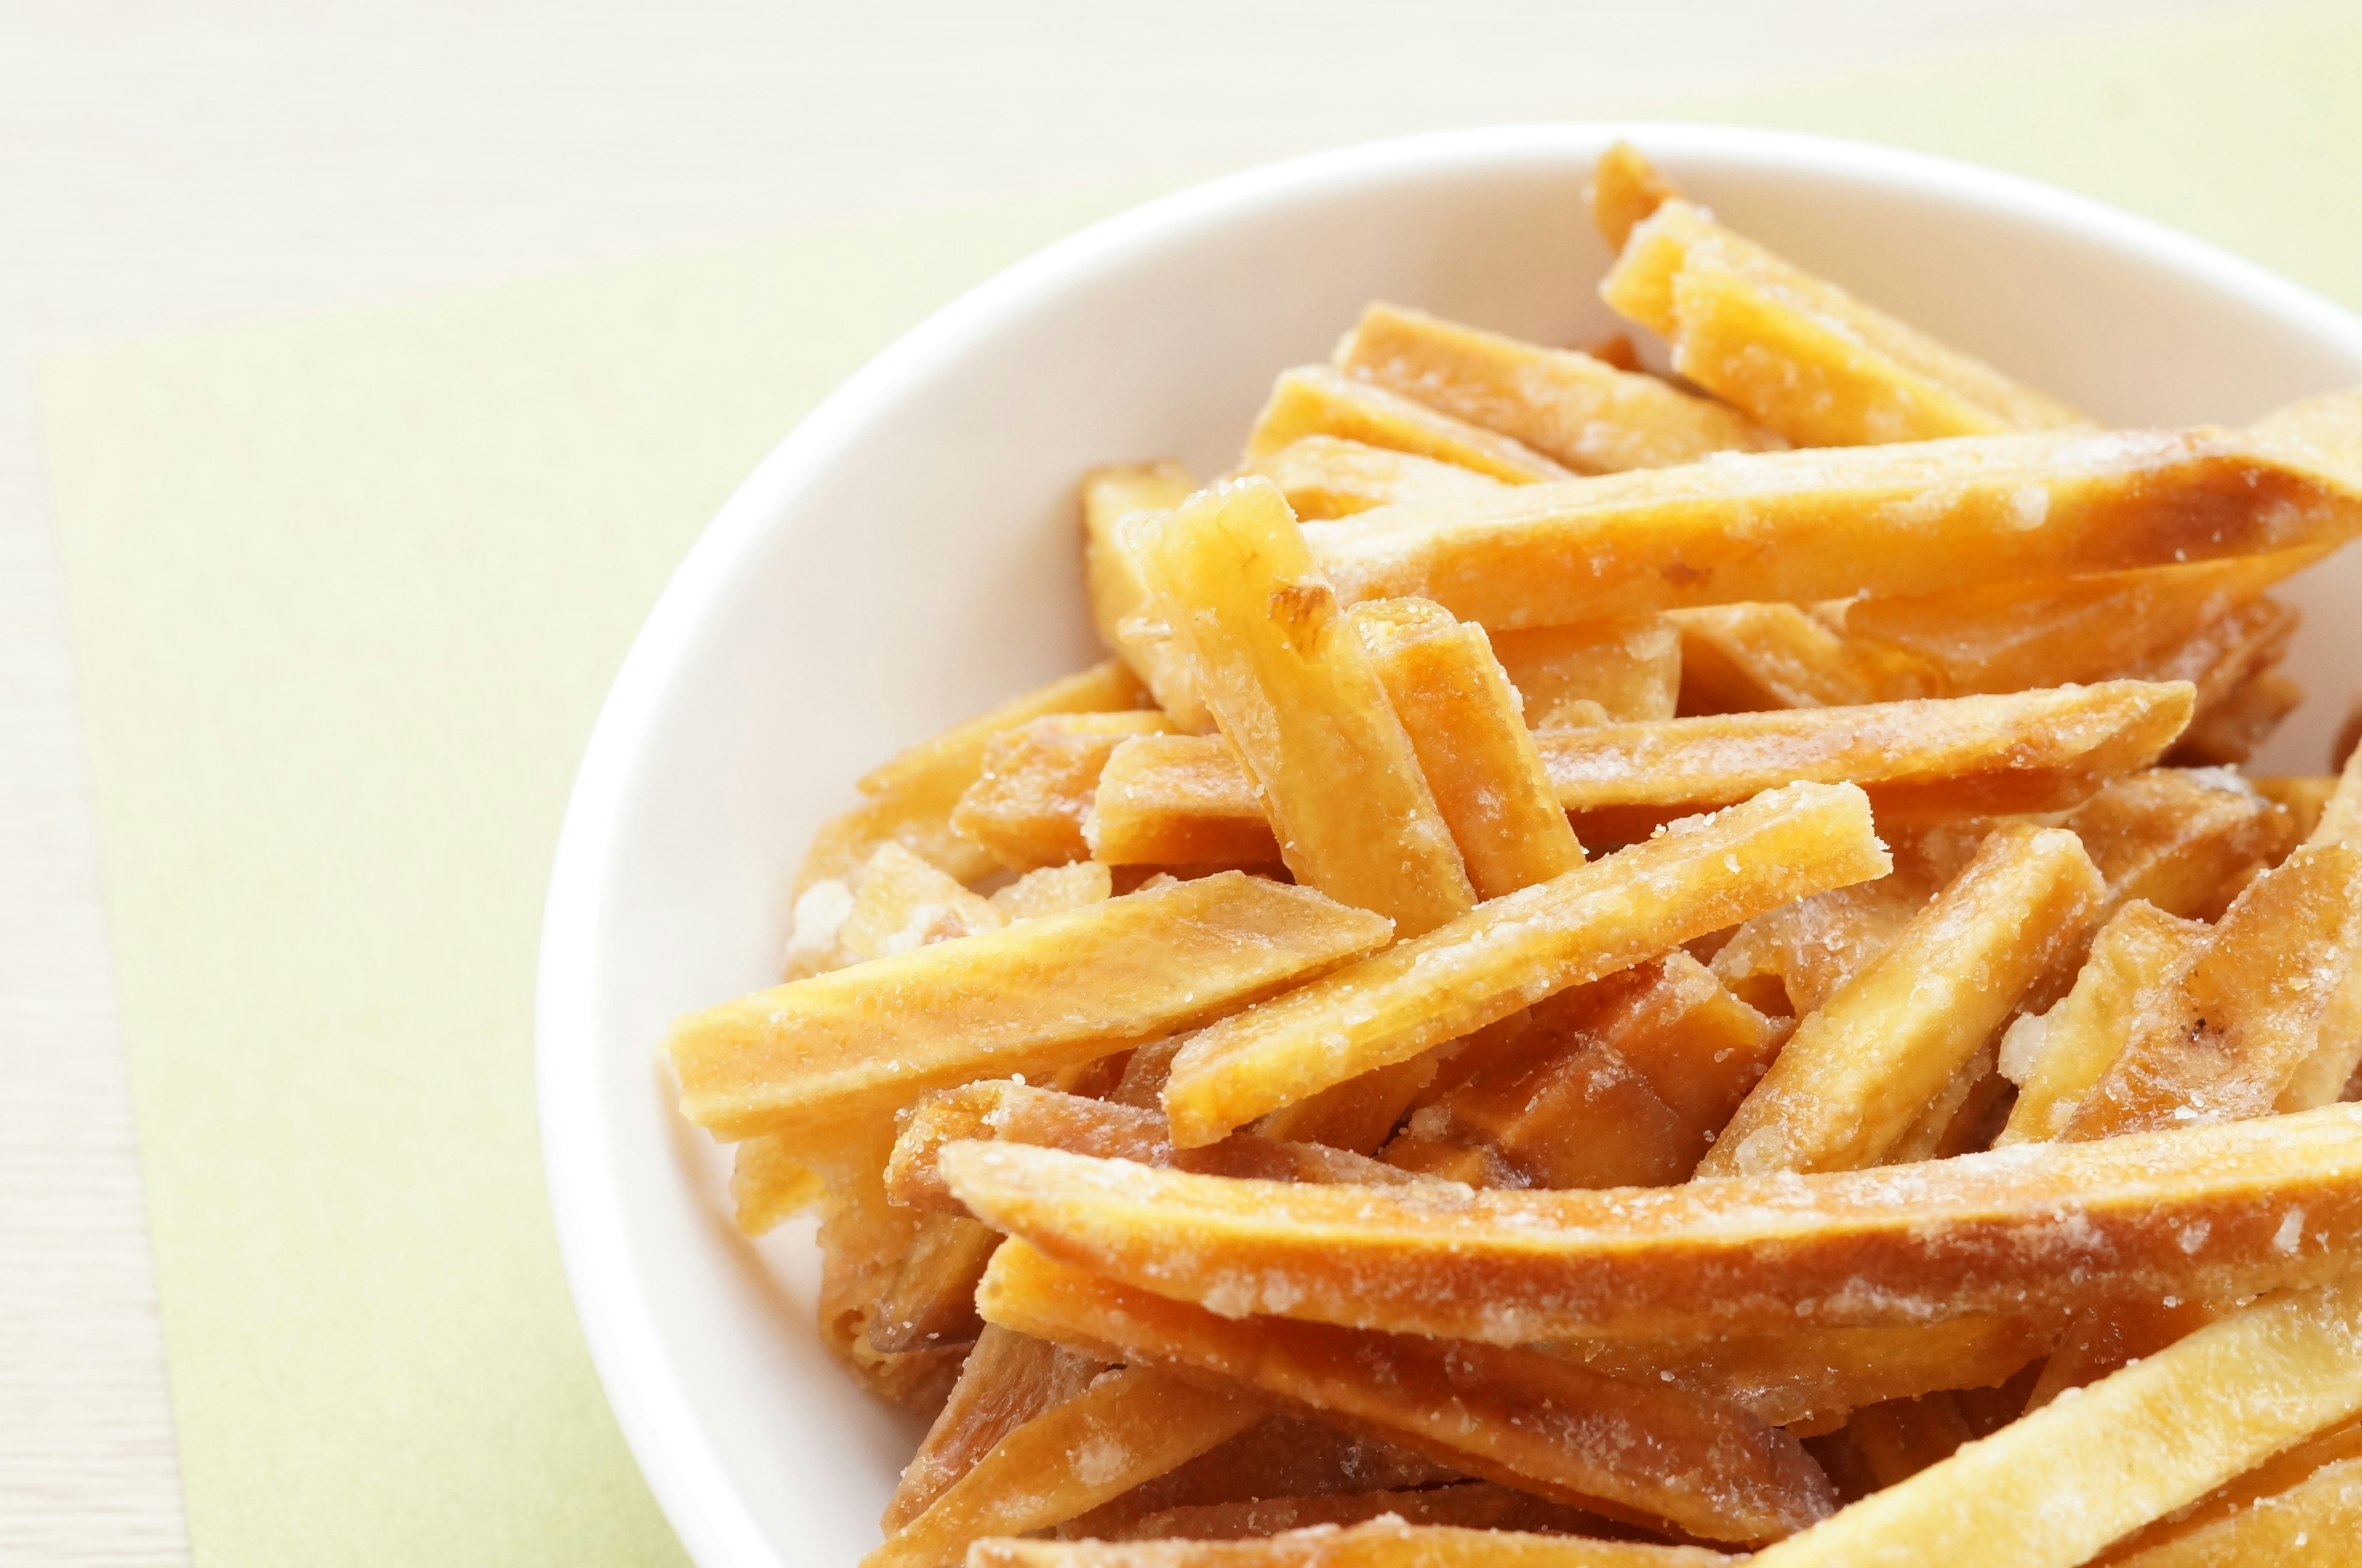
[728, 1132, 826, 1235]
[974, 1519, 1729, 1568]
[1489, 616, 1682, 725]
[1302, 428, 2362, 627]
[954, 713, 1180, 871]
[1700, 823, 2104, 1176]
[886, 1326, 1105, 1529]
[940, 1105, 2362, 1343]
[1587, 953, 1787, 1161]
[1348, 598, 1585, 899]
[1588, 140, 1682, 251]
[1057, 1414, 1461, 1541]
[810, 1122, 967, 1404]
[670, 872, 1394, 1141]
[1160, 781, 1888, 1147]
[2257, 776, 2338, 843]
[1088, 736, 1277, 866]
[1709, 868, 1938, 1019]
[832, 842, 1009, 966]
[1875, 1038, 2008, 1166]
[1245, 434, 1509, 520]
[1244, 367, 1575, 484]
[2099, 1413, 2362, 1566]
[869, 1214, 1000, 1355]
[865, 1366, 1263, 1568]
[1844, 1394, 1974, 1487]
[1085, 1480, 1624, 1543]
[1740, 1280, 2362, 1568]
[2174, 669, 2305, 766]
[976, 1241, 1835, 1544]
[800, 663, 1150, 889]
[2064, 770, 2296, 922]
[1332, 303, 1782, 474]
[1602, 197, 2086, 444]
[2130, 597, 2300, 714]
[1669, 603, 1939, 713]
[1131, 479, 1477, 933]
[1082, 461, 1211, 730]
[990, 860, 1115, 920]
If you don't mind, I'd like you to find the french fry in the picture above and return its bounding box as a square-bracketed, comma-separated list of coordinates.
[2128, 597, 2299, 714]
[1739, 1280, 2362, 1568]
[1844, 1395, 1974, 1487]
[1059, 1414, 1461, 1540]
[940, 1105, 2362, 1343]
[800, 662, 1150, 889]
[836, 842, 1010, 963]
[1332, 302, 1782, 474]
[1581, 953, 1787, 1161]
[1300, 429, 2362, 627]
[973, 1519, 1730, 1568]
[1086, 1480, 1625, 1543]
[1875, 1038, 2008, 1167]
[1131, 478, 1477, 932]
[2174, 669, 2305, 766]
[2098, 1413, 2362, 1566]
[886, 1326, 1105, 1529]
[2256, 776, 2337, 843]
[1699, 824, 2105, 1176]
[2284, 746, 2362, 1110]
[1488, 616, 1682, 725]
[812, 1122, 967, 1404]
[2024, 1296, 2224, 1412]
[869, 1214, 1000, 1354]
[1089, 736, 1278, 866]
[1601, 196, 2086, 444]
[2064, 770, 2296, 922]
[1244, 367, 1575, 484]
[864, 1366, 1263, 1568]
[1669, 603, 1940, 714]
[1159, 781, 1888, 1147]
[1587, 140, 1682, 251]
[1246, 435, 1508, 520]
[1710, 869, 1938, 1019]
[1083, 461, 1211, 730]
[955, 714, 1180, 871]
[670, 872, 1394, 1142]
[976, 1241, 1836, 1544]
[1347, 598, 1585, 899]
[990, 860, 1115, 920]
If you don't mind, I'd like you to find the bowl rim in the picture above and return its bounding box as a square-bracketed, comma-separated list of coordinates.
[534, 120, 2362, 1568]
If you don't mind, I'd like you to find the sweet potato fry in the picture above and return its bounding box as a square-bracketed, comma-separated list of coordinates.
[1700, 824, 2104, 1176]
[1601, 197, 2086, 444]
[834, 842, 1009, 965]
[1302, 429, 2362, 627]
[955, 713, 1180, 871]
[2064, 770, 2296, 922]
[886, 1326, 1105, 1529]
[2257, 776, 2337, 843]
[671, 872, 1393, 1141]
[991, 861, 1115, 920]
[1130, 479, 1476, 932]
[1709, 869, 1938, 1020]
[2098, 1413, 2362, 1566]
[940, 1105, 2362, 1343]
[1086, 1480, 1624, 1543]
[2131, 597, 2300, 714]
[2284, 747, 2362, 1110]
[1488, 615, 1682, 725]
[1059, 1415, 1461, 1540]
[1159, 781, 1888, 1147]
[974, 1519, 1730, 1568]
[1740, 1279, 2362, 1568]
[800, 662, 1150, 889]
[1244, 367, 1575, 484]
[1332, 302, 1782, 474]
[1348, 598, 1585, 899]
[1844, 1394, 1974, 1487]
[1246, 434, 1508, 520]
[1088, 736, 1277, 866]
[869, 1214, 1000, 1354]
[1588, 140, 1682, 251]
[1669, 603, 1939, 714]
[2174, 669, 2305, 767]
[811, 1122, 966, 1404]
[1083, 461, 1210, 730]
[976, 1240, 1835, 1543]
[1875, 1038, 2008, 1167]
[1997, 902, 2207, 1146]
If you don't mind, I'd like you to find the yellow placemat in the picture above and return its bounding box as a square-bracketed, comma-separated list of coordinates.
[38, 4, 2362, 1564]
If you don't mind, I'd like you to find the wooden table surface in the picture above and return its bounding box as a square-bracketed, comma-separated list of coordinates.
[0, 3, 2230, 1561]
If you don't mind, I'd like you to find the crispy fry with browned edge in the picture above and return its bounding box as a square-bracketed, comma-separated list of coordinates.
[888, 1328, 1100, 1529]
[1489, 616, 1682, 725]
[1348, 598, 1585, 899]
[955, 713, 1179, 871]
[1332, 303, 1782, 474]
[1701, 824, 2104, 1176]
[1083, 461, 1210, 730]
[1601, 194, 2085, 444]
[1132, 479, 1476, 933]
[866, 1366, 1263, 1568]
[1244, 367, 1574, 484]
[942, 1105, 2362, 1343]
[1059, 1415, 1461, 1541]
[2284, 746, 2362, 1109]
[1160, 781, 1888, 1146]
[2176, 669, 2305, 766]
[977, 1241, 1835, 1543]
[671, 872, 1393, 1142]
[1246, 435, 1508, 520]
[799, 663, 1148, 889]
[1086, 1481, 1624, 1543]
[1670, 603, 1939, 714]
[2062, 843, 2362, 1138]
[869, 1214, 1000, 1354]
[1588, 140, 1682, 252]
[2066, 770, 2296, 922]
[1741, 1280, 2362, 1568]
[991, 861, 1115, 920]
[1997, 902, 2206, 1146]
[974, 1519, 1730, 1568]
[1302, 429, 2362, 628]
[2098, 1414, 2362, 1566]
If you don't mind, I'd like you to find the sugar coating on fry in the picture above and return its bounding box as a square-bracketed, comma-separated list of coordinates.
[1332, 302, 1782, 474]
[1082, 461, 1211, 729]
[1711, 863, 1939, 1019]
[1246, 434, 1509, 520]
[834, 842, 1009, 968]
[942, 1105, 2362, 1343]
[990, 860, 1115, 921]
[1244, 366, 1574, 484]
[869, 1214, 1000, 1355]
[2064, 768, 2296, 922]
[886, 1326, 1102, 1529]
[2175, 668, 2305, 767]
[1131, 479, 1475, 933]
[1588, 140, 1683, 251]
[1488, 615, 1680, 725]
[671, 871, 1392, 1140]
[2100, 1413, 2362, 1566]
[1671, 602, 1941, 714]
[1088, 734, 1277, 866]
[1159, 781, 1889, 1146]
[972, 1519, 1731, 1568]
[954, 712, 1179, 871]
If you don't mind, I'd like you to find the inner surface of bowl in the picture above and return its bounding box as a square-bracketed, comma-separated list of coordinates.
[537, 124, 2362, 1568]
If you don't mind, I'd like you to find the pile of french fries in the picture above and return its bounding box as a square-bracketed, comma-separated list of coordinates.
[667, 145, 2362, 1568]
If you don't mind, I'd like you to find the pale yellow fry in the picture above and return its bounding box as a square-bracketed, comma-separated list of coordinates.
[1131, 478, 1475, 933]
[1332, 301, 1782, 473]
[1302, 427, 2362, 627]
[1159, 781, 1888, 1147]
[1743, 1280, 2362, 1568]
[1348, 597, 1584, 900]
[971, 1519, 1729, 1568]
[837, 842, 1008, 963]
[1081, 461, 1210, 730]
[1671, 602, 1941, 712]
[1587, 140, 1683, 251]
[1244, 434, 1508, 520]
[1243, 366, 1574, 484]
[1701, 822, 2103, 1176]
[953, 712, 1179, 871]
[1489, 615, 1681, 725]
[670, 871, 1392, 1140]
[988, 860, 1114, 920]
[2101, 1417, 2362, 1567]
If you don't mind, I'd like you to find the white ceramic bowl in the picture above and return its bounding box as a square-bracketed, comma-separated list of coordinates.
[537, 124, 2362, 1568]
